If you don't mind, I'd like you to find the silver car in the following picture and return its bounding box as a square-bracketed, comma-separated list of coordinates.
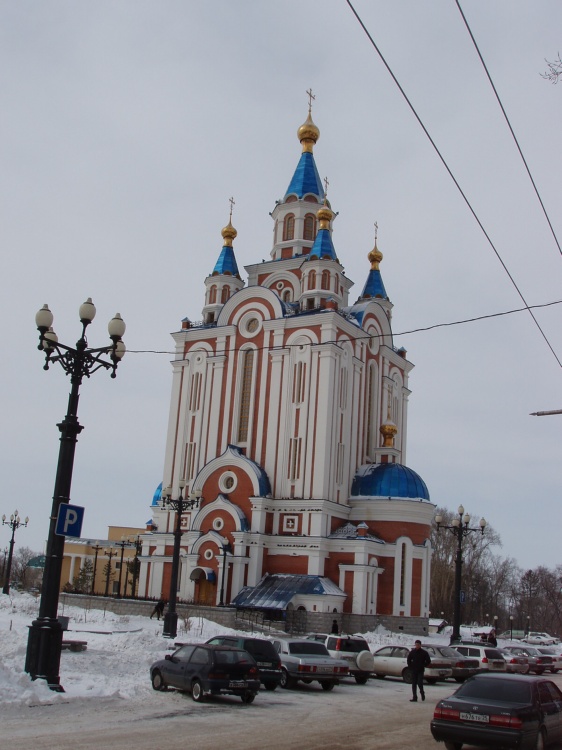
[273, 638, 349, 691]
[371, 645, 452, 683]
[306, 633, 375, 684]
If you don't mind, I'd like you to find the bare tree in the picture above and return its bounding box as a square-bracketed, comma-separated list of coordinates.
[541, 54, 562, 84]
[11, 546, 43, 590]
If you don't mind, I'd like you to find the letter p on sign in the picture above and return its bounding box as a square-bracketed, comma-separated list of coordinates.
[55, 504, 85, 538]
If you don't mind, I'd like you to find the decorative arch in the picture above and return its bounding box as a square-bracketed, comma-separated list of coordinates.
[191, 445, 271, 499]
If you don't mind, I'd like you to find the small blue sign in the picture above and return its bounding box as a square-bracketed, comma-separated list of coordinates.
[55, 504, 85, 538]
[460, 590, 466, 604]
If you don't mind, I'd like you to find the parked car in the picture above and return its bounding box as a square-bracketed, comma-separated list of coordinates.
[150, 643, 261, 703]
[454, 644, 506, 673]
[498, 647, 530, 674]
[535, 647, 562, 673]
[272, 638, 349, 690]
[422, 644, 480, 682]
[522, 631, 558, 646]
[306, 633, 374, 684]
[205, 636, 282, 690]
[502, 645, 554, 675]
[431, 673, 562, 750]
[371, 645, 452, 684]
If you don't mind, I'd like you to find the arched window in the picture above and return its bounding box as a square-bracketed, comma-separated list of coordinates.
[283, 214, 295, 241]
[303, 214, 316, 241]
[238, 349, 255, 443]
[321, 270, 330, 290]
[308, 270, 316, 290]
[221, 286, 230, 303]
[209, 285, 217, 304]
[283, 289, 292, 302]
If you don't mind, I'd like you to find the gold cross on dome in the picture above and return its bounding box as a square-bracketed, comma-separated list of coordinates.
[323, 176, 329, 199]
[306, 88, 316, 113]
[228, 196, 235, 221]
[374, 221, 378, 242]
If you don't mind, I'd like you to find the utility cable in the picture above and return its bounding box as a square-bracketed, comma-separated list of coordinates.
[455, 0, 562, 258]
[344, 0, 562, 367]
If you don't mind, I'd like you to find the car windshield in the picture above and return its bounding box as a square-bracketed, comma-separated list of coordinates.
[331, 638, 368, 653]
[214, 650, 253, 665]
[432, 647, 458, 658]
[484, 649, 504, 659]
[244, 641, 277, 660]
[289, 642, 329, 656]
[457, 679, 531, 704]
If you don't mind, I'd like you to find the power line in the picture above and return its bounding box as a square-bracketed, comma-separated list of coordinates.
[127, 297, 562, 356]
[344, 0, 562, 368]
[455, 0, 562, 258]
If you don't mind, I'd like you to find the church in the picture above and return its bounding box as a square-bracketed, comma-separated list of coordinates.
[137, 104, 435, 619]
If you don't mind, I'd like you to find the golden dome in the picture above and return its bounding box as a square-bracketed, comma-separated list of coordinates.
[380, 421, 398, 448]
[298, 112, 320, 153]
[221, 220, 237, 247]
[368, 242, 383, 270]
[317, 205, 333, 230]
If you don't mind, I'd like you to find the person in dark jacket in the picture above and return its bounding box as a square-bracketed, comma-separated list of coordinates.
[487, 629, 497, 647]
[150, 599, 165, 620]
[407, 640, 431, 702]
[331, 619, 339, 634]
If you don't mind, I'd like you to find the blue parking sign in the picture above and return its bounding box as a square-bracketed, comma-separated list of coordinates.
[55, 504, 85, 538]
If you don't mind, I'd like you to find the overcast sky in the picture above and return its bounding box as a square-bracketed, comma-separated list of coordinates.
[1, 1, 561, 572]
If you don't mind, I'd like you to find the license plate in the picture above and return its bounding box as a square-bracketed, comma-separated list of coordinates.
[438, 671, 448, 677]
[257, 662, 272, 667]
[460, 712, 489, 723]
[317, 666, 332, 673]
[229, 680, 246, 688]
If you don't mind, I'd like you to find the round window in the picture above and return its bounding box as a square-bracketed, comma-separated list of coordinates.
[219, 472, 237, 493]
[239, 312, 262, 339]
[212, 517, 224, 531]
[203, 549, 214, 561]
[246, 318, 259, 333]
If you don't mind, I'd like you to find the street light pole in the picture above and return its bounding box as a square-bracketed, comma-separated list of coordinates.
[2, 511, 29, 594]
[25, 299, 125, 691]
[219, 540, 232, 606]
[435, 506, 487, 645]
[104, 548, 117, 597]
[129, 535, 142, 598]
[115, 538, 130, 599]
[161, 480, 201, 639]
[91, 541, 102, 595]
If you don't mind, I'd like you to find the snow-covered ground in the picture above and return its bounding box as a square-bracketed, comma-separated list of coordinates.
[0, 590, 543, 709]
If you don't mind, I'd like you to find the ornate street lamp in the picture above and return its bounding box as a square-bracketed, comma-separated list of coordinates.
[90, 541, 103, 595]
[104, 548, 117, 597]
[219, 539, 233, 607]
[25, 299, 125, 691]
[510, 614, 514, 641]
[127, 535, 143, 598]
[161, 480, 201, 639]
[114, 538, 131, 599]
[2, 511, 29, 594]
[435, 506, 487, 644]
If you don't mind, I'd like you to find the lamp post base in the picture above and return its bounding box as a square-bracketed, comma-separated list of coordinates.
[162, 611, 178, 639]
[25, 617, 65, 692]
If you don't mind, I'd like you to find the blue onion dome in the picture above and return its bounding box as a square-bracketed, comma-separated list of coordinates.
[151, 481, 162, 507]
[351, 463, 430, 501]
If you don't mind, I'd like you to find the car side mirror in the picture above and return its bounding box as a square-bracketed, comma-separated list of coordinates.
[165, 654, 172, 661]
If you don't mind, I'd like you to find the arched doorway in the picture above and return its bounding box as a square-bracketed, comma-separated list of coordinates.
[190, 567, 217, 605]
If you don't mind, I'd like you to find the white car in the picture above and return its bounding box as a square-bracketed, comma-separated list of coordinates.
[454, 644, 506, 672]
[371, 645, 452, 684]
[522, 632, 558, 646]
[535, 647, 562, 673]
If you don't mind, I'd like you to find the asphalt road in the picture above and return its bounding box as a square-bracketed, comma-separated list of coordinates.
[4, 672, 562, 750]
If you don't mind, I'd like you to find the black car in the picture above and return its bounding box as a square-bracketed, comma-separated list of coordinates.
[431, 673, 562, 750]
[150, 643, 261, 703]
[206, 636, 283, 690]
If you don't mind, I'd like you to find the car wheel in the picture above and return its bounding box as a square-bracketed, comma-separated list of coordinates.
[264, 682, 277, 691]
[321, 681, 335, 691]
[522, 665, 530, 675]
[551, 668, 559, 674]
[534, 728, 546, 750]
[426, 678, 437, 685]
[279, 669, 296, 689]
[535, 668, 545, 675]
[444, 743, 462, 750]
[241, 692, 255, 704]
[402, 667, 413, 684]
[151, 670, 167, 691]
[191, 679, 204, 702]
[454, 677, 465, 683]
[374, 673, 386, 679]
[355, 674, 369, 685]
